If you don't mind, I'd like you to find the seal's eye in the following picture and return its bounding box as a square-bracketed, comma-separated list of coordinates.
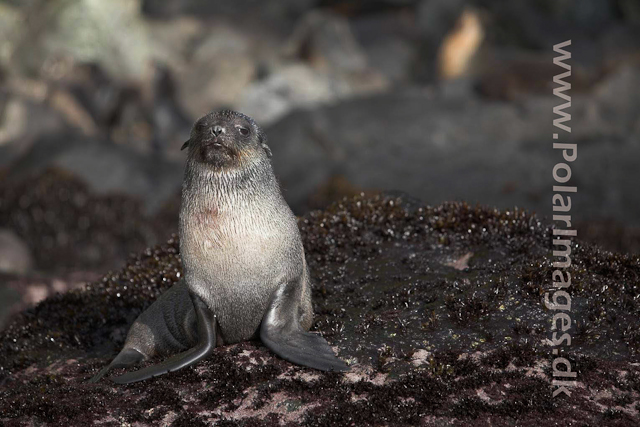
[236, 126, 250, 136]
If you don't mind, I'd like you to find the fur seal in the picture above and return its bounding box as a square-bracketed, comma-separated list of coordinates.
[90, 110, 348, 384]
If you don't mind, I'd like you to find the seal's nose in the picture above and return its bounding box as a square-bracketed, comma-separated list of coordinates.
[212, 125, 224, 137]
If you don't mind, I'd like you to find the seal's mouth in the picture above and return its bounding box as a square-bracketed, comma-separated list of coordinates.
[207, 141, 224, 149]
[202, 136, 224, 147]
[201, 137, 233, 155]
[198, 136, 239, 165]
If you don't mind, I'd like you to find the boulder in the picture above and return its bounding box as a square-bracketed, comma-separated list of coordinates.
[0, 229, 33, 276]
[266, 69, 640, 226]
[5, 134, 183, 215]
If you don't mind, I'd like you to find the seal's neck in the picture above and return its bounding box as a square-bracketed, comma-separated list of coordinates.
[181, 156, 276, 213]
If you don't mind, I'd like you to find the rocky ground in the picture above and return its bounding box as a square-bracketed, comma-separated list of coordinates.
[1, 195, 639, 426]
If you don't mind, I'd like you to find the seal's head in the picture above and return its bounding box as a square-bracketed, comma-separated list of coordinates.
[182, 110, 272, 169]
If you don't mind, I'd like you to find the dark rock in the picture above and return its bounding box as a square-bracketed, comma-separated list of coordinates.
[599, 25, 640, 70]
[471, 1, 586, 50]
[415, 0, 466, 42]
[285, 10, 372, 75]
[0, 195, 638, 424]
[0, 229, 33, 275]
[619, 0, 640, 25]
[146, 63, 192, 158]
[318, 0, 421, 15]
[266, 77, 640, 226]
[537, 0, 617, 34]
[349, 10, 420, 83]
[473, 49, 600, 101]
[5, 133, 183, 214]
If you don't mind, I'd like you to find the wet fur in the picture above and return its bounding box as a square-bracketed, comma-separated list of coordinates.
[90, 110, 318, 382]
[179, 129, 314, 344]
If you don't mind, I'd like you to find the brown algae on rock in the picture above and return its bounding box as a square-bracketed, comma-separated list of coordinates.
[1, 194, 639, 425]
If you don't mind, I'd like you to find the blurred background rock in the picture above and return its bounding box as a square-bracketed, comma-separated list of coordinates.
[1, 0, 639, 327]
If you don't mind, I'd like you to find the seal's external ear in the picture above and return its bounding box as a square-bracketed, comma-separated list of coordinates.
[258, 131, 271, 158]
[262, 143, 272, 158]
[181, 140, 190, 151]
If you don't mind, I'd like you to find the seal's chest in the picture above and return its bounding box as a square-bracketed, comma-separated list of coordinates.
[195, 206, 219, 226]
[185, 209, 285, 262]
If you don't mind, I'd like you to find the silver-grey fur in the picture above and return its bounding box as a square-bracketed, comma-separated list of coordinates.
[89, 281, 197, 383]
[179, 112, 314, 344]
[124, 281, 198, 355]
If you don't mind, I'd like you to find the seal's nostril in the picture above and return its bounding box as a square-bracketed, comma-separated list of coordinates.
[212, 125, 224, 137]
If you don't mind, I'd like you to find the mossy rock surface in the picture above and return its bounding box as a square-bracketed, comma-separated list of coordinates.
[1, 195, 639, 426]
[0, 169, 178, 274]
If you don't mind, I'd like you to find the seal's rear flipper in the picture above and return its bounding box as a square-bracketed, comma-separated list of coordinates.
[88, 348, 144, 383]
[260, 283, 349, 372]
[110, 295, 217, 384]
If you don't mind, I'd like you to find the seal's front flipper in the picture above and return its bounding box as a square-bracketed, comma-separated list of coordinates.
[260, 283, 349, 372]
[88, 348, 144, 383]
[111, 295, 217, 384]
